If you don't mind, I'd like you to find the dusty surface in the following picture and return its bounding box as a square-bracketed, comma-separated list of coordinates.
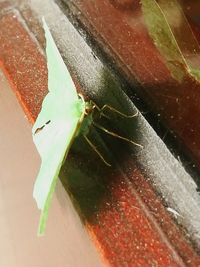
[0, 1, 200, 266]
[29, 0, 200, 248]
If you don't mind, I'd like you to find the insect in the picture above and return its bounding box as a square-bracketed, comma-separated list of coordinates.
[33, 18, 142, 235]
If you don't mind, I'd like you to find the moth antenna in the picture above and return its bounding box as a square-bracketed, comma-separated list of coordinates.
[83, 135, 111, 167]
[93, 122, 143, 149]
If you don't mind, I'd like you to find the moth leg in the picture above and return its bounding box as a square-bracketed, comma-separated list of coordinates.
[100, 105, 139, 119]
[83, 135, 111, 167]
[90, 100, 139, 120]
[93, 122, 143, 149]
[88, 100, 111, 120]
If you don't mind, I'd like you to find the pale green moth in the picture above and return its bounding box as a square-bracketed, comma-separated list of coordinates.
[33, 19, 141, 235]
[32, 18, 89, 235]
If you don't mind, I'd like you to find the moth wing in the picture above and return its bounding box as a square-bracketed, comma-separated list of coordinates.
[32, 19, 85, 234]
[42, 18, 78, 100]
[33, 114, 81, 234]
[33, 18, 79, 134]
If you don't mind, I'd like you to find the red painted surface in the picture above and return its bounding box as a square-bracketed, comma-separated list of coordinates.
[1, 7, 200, 267]
[0, 11, 47, 123]
[69, 0, 200, 169]
[82, 162, 200, 267]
